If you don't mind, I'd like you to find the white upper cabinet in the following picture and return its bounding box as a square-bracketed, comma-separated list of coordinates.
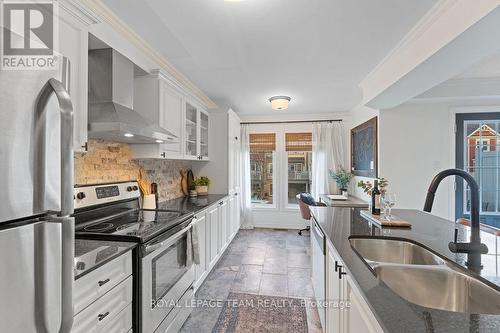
[184, 102, 210, 161]
[57, 2, 97, 152]
[131, 71, 210, 161]
[132, 71, 183, 158]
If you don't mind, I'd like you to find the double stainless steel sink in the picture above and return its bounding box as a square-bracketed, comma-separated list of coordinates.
[349, 238, 445, 266]
[350, 237, 500, 314]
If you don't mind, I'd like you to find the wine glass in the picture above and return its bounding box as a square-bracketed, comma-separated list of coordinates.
[382, 193, 396, 220]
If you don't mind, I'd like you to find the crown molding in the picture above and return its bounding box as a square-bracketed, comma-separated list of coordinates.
[79, 0, 218, 109]
[58, 0, 101, 25]
[362, 0, 458, 84]
[359, 0, 500, 106]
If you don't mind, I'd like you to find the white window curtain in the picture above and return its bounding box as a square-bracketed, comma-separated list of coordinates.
[240, 124, 253, 228]
[311, 122, 345, 200]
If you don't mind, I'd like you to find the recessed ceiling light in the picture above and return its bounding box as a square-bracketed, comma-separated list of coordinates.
[124, 133, 134, 137]
[269, 96, 291, 110]
[155, 139, 164, 143]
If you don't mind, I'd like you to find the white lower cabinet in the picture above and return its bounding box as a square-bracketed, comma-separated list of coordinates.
[346, 276, 384, 333]
[218, 199, 228, 252]
[73, 251, 133, 333]
[207, 205, 219, 269]
[227, 193, 240, 240]
[227, 195, 235, 239]
[72, 276, 133, 333]
[326, 247, 343, 333]
[325, 245, 383, 333]
[194, 196, 240, 290]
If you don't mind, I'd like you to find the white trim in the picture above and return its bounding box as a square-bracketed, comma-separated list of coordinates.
[359, 0, 500, 108]
[362, 0, 458, 84]
[79, 0, 217, 110]
[59, 0, 101, 25]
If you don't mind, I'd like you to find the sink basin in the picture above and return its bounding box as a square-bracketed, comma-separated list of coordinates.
[349, 238, 445, 266]
[374, 265, 500, 314]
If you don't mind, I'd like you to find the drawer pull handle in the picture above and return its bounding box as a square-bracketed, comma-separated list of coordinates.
[98, 278, 110, 287]
[97, 311, 110, 321]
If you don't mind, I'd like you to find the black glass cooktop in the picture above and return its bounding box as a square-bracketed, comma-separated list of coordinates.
[75, 209, 192, 242]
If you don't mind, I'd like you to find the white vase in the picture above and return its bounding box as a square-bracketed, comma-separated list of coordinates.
[195, 185, 208, 196]
[142, 194, 156, 209]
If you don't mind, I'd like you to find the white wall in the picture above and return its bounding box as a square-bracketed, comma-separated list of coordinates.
[379, 103, 453, 219]
[379, 99, 500, 221]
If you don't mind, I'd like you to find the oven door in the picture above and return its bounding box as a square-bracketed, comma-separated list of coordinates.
[141, 220, 195, 333]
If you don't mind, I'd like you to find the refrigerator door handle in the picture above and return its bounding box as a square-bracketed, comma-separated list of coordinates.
[34, 75, 74, 333]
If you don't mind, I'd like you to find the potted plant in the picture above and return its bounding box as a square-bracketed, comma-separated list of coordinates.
[329, 167, 353, 196]
[193, 176, 210, 196]
[357, 177, 389, 196]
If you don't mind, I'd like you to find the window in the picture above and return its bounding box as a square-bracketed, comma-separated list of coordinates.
[250, 133, 276, 206]
[286, 132, 312, 205]
[248, 126, 313, 211]
[456, 114, 500, 228]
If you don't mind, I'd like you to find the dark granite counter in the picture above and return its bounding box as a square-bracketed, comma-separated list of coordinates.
[156, 194, 228, 215]
[309, 207, 500, 332]
[74, 239, 136, 280]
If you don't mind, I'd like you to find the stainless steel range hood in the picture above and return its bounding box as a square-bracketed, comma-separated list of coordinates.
[88, 48, 177, 144]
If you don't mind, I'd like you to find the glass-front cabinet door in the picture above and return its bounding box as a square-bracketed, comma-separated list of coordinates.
[184, 102, 199, 159]
[183, 101, 210, 160]
[200, 110, 209, 160]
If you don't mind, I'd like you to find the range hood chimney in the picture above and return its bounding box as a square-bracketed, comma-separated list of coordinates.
[88, 48, 177, 143]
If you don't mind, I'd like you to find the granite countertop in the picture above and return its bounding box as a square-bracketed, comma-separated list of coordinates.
[309, 207, 500, 332]
[74, 239, 136, 280]
[156, 194, 228, 215]
[319, 194, 369, 208]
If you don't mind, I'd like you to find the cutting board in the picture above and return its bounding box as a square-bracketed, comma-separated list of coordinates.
[360, 210, 412, 228]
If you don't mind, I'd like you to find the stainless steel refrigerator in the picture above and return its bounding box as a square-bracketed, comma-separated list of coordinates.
[0, 57, 75, 333]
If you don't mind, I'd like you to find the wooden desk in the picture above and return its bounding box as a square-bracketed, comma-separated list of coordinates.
[319, 194, 369, 208]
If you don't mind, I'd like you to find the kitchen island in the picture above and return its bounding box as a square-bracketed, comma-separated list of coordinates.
[310, 206, 500, 332]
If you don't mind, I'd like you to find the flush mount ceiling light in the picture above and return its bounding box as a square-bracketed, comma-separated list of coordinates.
[269, 96, 291, 110]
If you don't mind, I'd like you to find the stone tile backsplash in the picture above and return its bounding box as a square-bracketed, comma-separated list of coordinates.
[74, 139, 190, 201]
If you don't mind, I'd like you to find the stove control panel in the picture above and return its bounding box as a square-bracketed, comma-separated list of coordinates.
[74, 181, 141, 209]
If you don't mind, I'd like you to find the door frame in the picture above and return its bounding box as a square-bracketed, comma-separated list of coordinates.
[455, 112, 500, 221]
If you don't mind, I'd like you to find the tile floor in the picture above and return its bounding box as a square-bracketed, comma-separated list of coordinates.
[180, 228, 322, 333]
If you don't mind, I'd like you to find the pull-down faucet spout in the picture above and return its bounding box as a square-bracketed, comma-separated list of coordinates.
[424, 169, 488, 255]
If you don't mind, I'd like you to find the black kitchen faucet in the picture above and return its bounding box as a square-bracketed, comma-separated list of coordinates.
[423, 169, 488, 256]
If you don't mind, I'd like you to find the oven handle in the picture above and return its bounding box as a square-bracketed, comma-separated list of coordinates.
[144, 223, 193, 254]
